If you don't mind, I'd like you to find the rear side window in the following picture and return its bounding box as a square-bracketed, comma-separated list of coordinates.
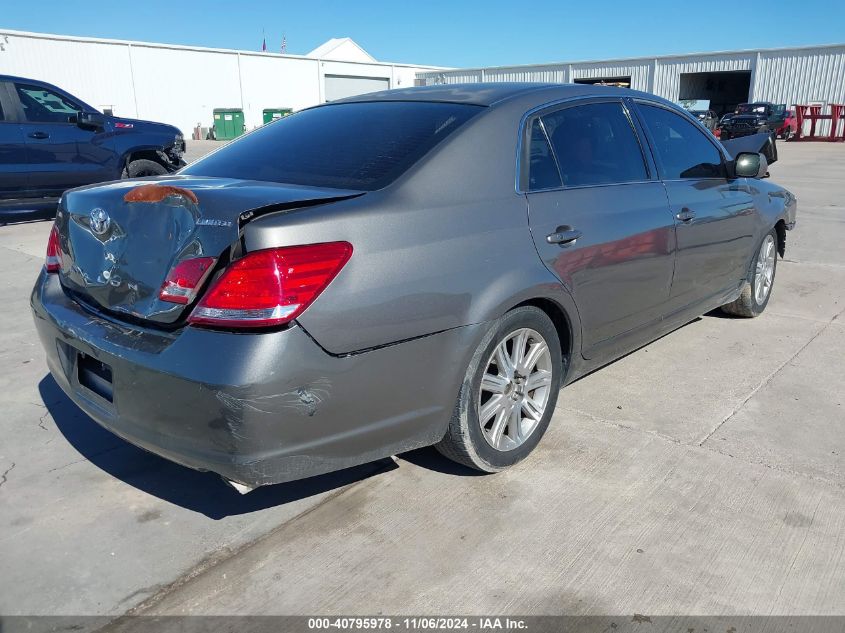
[527, 119, 562, 190]
[638, 104, 726, 179]
[15, 83, 80, 123]
[184, 101, 483, 191]
[541, 102, 648, 188]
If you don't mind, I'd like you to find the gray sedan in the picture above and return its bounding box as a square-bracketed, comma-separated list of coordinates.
[31, 84, 797, 492]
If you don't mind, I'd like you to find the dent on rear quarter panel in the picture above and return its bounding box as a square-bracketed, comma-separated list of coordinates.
[243, 103, 572, 356]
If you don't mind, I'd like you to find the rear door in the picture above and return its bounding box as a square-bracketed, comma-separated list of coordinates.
[524, 99, 677, 359]
[12, 81, 116, 195]
[633, 101, 756, 314]
[0, 82, 30, 198]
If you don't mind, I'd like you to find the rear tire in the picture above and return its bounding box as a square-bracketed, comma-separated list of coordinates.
[721, 228, 778, 318]
[124, 159, 168, 179]
[436, 306, 563, 472]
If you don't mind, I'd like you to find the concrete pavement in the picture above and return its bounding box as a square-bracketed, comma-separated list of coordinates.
[0, 142, 842, 622]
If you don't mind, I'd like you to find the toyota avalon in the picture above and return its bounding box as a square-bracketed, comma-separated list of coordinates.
[31, 84, 797, 492]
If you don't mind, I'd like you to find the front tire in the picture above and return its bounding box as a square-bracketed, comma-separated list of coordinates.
[124, 159, 168, 179]
[721, 228, 778, 317]
[436, 306, 563, 472]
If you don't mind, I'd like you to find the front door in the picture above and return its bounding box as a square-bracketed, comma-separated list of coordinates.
[12, 82, 116, 196]
[523, 100, 677, 359]
[633, 102, 756, 313]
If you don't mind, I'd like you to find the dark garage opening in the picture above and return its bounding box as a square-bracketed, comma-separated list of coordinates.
[678, 71, 751, 116]
[574, 76, 632, 88]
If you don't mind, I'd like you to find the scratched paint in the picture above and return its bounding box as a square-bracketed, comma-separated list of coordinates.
[216, 378, 332, 418]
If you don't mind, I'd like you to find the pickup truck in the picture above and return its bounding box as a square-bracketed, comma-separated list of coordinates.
[0, 75, 185, 219]
[719, 102, 787, 140]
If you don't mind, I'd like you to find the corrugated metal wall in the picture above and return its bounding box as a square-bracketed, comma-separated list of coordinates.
[0, 30, 439, 135]
[418, 45, 845, 119]
[753, 47, 845, 105]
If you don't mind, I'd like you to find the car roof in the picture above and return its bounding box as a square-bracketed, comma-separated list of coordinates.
[0, 74, 51, 84]
[331, 82, 669, 108]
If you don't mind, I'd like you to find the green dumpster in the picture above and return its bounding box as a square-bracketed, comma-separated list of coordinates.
[262, 108, 293, 124]
[212, 108, 245, 140]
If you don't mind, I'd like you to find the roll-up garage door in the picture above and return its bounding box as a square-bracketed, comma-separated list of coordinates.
[324, 75, 390, 102]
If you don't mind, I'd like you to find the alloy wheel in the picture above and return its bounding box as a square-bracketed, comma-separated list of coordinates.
[754, 234, 776, 304]
[478, 328, 553, 451]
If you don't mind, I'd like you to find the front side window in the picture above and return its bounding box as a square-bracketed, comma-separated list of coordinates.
[15, 84, 80, 124]
[184, 101, 483, 191]
[541, 102, 648, 188]
[638, 104, 726, 180]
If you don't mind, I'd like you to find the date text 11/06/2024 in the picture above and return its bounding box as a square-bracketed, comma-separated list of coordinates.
[307, 617, 528, 630]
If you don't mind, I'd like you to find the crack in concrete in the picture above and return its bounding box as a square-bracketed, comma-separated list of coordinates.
[564, 404, 845, 491]
[100, 460, 393, 628]
[697, 306, 844, 448]
[558, 404, 684, 446]
[46, 445, 124, 474]
[0, 462, 16, 490]
[699, 443, 845, 491]
[37, 411, 51, 431]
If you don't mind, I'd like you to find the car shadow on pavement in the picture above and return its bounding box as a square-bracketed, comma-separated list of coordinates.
[704, 307, 735, 319]
[39, 375, 397, 520]
[397, 446, 488, 477]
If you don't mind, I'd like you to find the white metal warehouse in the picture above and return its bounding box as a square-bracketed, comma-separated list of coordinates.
[0, 29, 444, 136]
[417, 44, 845, 118]
[2, 29, 843, 136]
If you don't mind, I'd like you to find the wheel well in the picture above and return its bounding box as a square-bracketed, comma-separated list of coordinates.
[514, 298, 572, 362]
[124, 150, 167, 170]
[774, 220, 786, 257]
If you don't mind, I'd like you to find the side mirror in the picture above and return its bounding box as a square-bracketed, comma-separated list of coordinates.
[734, 152, 769, 179]
[77, 111, 105, 131]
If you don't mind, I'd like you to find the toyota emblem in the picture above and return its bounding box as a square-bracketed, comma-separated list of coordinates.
[89, 208, 111, 236]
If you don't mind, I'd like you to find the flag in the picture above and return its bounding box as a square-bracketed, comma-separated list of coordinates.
[281, 35, 287, 54]
[261, 37, 267, 52]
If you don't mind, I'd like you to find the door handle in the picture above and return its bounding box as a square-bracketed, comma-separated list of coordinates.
[546, 226, 582, 246]
[28, 131, 50, 140]
[676, 208, 696, 222]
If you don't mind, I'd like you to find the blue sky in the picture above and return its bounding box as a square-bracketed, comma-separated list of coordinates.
[3, 0, 844, 68]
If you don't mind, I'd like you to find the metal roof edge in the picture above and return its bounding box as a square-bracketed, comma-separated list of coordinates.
[415, 43, 845, 76]
[0, 28, 451, 71]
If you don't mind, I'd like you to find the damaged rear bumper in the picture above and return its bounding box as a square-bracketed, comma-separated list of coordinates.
[31, 270, 480, 487]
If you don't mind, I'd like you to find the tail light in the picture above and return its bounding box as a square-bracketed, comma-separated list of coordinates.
[45, 225, 61, 273]
[159, 257, 216, 304]
[188, 242, 352, 328]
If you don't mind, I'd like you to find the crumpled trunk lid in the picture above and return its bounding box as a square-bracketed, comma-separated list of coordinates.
[56, 176, 363, 325]
[721, 131, 778, 165]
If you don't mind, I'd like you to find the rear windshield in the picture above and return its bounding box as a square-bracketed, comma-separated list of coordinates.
[183, 101, 483, 191]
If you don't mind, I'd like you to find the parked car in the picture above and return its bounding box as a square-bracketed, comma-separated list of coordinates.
[31, 84, 797, 492]
[777, 108, 797, 140]
[719, 102, 786, 140]
[0, 75, 185, 218]
[690, 109, 718, 130]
